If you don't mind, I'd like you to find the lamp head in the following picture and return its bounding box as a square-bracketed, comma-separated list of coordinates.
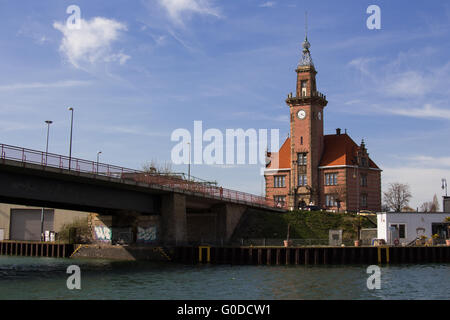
[68, 107, 74, 111]
[45, 120, 53, 124]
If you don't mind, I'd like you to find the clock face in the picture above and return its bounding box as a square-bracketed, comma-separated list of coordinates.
[297, 110, 306, 120]
[318, 112, 322, 120]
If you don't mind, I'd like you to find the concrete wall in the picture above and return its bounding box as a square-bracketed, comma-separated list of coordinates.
[377, 212, 450, 244]
[187, 213, 217, 243]
[0, 203, 11, 239]
[360, 228, 377, 245]
[161, 193, 187, 245]
[186, 204, 247, 244]
[0, 202, 90, 240]
[444, 196, 450, 213]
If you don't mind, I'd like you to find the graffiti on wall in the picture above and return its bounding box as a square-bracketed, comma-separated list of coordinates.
[94, 226, 112, 242]
[137, 226, 157, 243]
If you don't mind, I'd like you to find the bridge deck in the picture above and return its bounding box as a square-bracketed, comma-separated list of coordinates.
[0, 143, 286, 212]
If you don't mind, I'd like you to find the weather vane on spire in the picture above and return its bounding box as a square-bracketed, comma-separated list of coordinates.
[299, 11, 314, 68]
[305, 11, 308, 40]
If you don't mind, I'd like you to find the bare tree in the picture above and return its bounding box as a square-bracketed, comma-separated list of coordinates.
[432, 194, 440, 212]
[421, 194, 440, 212]
[383, 183, 412, 212]
[420, 201, 433, 212]
[142, 160, 173, 175]
[331, 185, 347, 213]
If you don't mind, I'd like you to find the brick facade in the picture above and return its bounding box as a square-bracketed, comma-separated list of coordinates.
[264, 38, 382, 212]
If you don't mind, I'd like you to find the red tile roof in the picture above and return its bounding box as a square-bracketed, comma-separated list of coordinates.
[267, 134, 379, 170]
[320, 134, 379, 169]
[267, 137, 291, 169]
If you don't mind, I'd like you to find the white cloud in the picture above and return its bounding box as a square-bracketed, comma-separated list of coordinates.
[389, 104, 450, 120]
[0, 120, 41, 132]
[53, 17, 129, 69]
[346, 51, 450, 121]
[384, 71, 431, 98]
[348, 57, 375, 74]
[259, 1, 276, 8]
[404, 155, 450, 169]
[86, 124, 167, 137]
[0, 80, 91, 91]
[157, 0, 220, 25]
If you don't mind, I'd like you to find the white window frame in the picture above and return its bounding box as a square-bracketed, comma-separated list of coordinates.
[389, 223, 407, 239]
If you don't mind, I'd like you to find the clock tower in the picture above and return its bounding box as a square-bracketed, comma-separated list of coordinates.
[285, 36, 328, 210]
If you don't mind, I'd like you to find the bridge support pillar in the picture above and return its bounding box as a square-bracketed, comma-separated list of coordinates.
[215, 204, 247, 244]
[161, 193, 187, 246]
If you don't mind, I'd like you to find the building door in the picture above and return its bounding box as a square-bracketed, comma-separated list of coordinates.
[10, 209, 54, 241]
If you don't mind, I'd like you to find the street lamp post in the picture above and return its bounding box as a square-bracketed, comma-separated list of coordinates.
[41, 120, 52, 241]
[442, 178, 448, 197]
[68, 107, 74, 170]
[97, 151, 102, 174]
[44, 120, 52, 165]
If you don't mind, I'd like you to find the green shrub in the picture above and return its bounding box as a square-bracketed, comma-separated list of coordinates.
[232, 210, 374, 240]
[57, 217, 91, 243]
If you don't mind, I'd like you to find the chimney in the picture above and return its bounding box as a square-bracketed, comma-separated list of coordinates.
[336, 128, 341, 135]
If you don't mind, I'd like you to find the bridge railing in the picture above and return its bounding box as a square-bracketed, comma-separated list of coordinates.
[0, 143, 286, 210]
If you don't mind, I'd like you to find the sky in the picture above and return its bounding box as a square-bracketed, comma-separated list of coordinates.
[0, 0, 449, 210]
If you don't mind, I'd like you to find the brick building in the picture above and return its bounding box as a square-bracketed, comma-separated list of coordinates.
[264, 36, 382, 212]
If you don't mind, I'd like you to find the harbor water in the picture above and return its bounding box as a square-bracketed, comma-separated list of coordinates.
[0, 256, 449, 300]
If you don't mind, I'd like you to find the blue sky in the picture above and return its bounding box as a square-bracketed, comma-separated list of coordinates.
[1, 0, 449, 209]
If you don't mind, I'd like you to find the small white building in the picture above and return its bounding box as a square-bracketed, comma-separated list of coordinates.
[377, 212, 450, 245]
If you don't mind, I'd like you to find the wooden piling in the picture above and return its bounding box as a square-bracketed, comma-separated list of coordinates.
[266, 248, 271, 265]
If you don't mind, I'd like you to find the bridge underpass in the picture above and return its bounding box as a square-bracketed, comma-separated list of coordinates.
[0, 143, 284, 246]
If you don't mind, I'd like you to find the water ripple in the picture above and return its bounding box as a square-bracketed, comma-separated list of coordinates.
[0, 256, 449, 300]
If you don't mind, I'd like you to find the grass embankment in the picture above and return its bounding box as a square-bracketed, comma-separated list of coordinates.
[233, 210, 376, 240]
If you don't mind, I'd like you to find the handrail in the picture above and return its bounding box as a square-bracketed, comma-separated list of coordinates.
[0, 142, 285, 210]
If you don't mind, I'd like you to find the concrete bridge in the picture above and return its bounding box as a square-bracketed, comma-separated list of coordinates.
[0, 143, 285, 245]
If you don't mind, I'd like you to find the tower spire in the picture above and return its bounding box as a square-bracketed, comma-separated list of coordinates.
[299, 11, 314, 68]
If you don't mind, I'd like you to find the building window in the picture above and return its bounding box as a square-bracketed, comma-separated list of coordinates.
[360, 194, 368, 208]
[297, 153, 307, 165]
[274, 195, 286, 205]
[325, 173, 338, 186]
[361, 157, 368, 167]
[298, 174, 307, 186]
[325, 194, 337, 207]
[301, 80, 307, 96]
[391, 224, 406, 239]
[274, 176, 286, 188]
[360, 174, 367, 187]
